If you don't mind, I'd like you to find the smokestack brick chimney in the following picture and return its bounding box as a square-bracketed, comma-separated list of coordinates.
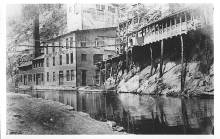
[33, 10, 40, 58]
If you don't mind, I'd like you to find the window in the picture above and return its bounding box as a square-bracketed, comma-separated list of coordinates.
[47, 72, 49, 82]
[46, 45, 48, 54]
[59, 39, 62, 51]
[60, 55, 62, 65]
[66, 70, 70, 81]
[80, 41, 86, 47]
[46, 58, 49, 67]
[71, 70, 74, 80]
[53, 56, 55, 66]
[53, 72, 55, 81]
[20, 75, 23, 82]
[66, 38, 69, 49]
[176, 17, 180, 24]
[186, 12, 191, 21]
[171, 18, 175, 25]
[93, 54, 103, 65]
[111, 7, 115, 13]
[71, 53, 73, 64]
[181, 14, 186, 22]
[41, 73, 44, 82]
[108, 6, 115, 13]
[28, 74, 32, 82]
[70, 37, 73, 48]
[66, 54, 69, 64]
[81, 54, 87, 61]
[95, 70, 99, 84]
[96, 4, 100, 10]
[24, 75, 27, 85]
[101, 5, 105, 10]
[52, 42, 55, 53]
[108, 55, 113, 59]
[33, 74, 35, 82]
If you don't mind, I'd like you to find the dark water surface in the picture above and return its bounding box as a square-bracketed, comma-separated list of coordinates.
[17, 90, 214, 134]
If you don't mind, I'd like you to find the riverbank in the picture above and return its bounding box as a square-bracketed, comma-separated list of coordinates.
[7, 92, 124, 134]
[105, 62, 213, 97]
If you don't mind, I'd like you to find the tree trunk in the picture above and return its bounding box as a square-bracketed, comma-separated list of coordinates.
[150, 45, 153, 76]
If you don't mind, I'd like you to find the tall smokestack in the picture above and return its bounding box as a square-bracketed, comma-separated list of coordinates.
[33, 9, 40, 58]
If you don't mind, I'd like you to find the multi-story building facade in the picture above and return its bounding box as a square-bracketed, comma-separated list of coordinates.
[67, 4, 119, 32]
[17, 27, 117, 89]
[16, 4, 119, 89]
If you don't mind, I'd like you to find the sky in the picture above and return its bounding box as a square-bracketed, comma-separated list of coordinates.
[6, 4, 22, 19]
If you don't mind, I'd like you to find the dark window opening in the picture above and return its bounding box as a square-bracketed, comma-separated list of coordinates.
[60, 55, 62, 65]
[71, 70, 74, 80]
[46, 58, 49, 67]
[46, 45, 48, 54]
[66, 38, 69, 49]
[47, 72, 49, 82]
[66, 54, 69, 64]
[53, 72, 55, 81]
[66, 70, 70, 81]
[176, 17, 180, 24]
[53, 56, 55, 66]
[93, 54, 103, 65]
[71, 53, 73, 64]
[81, 54, 87, 61]
[70, 37, 73, 48]
[80, 41, 86, 47]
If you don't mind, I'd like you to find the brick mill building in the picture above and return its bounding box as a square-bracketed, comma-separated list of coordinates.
[17, 4, 119, 89]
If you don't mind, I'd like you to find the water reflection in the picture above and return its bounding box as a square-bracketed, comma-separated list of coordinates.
[18, 90, 214, 134]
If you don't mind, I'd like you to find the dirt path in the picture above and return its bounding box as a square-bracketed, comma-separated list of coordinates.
[7, 93, 118, 134]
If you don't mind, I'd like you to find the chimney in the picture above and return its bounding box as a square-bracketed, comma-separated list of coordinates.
[33, 10, 40, 58]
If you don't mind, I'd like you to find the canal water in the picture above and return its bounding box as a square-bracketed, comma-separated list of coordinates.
[17, 90, 214, 134]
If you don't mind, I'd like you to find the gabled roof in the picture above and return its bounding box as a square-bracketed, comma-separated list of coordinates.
[33, 55, 45, 61]
[18, 61, 32, 68]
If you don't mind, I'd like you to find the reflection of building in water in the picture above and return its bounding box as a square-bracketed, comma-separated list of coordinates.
[28, 90, 213, 134]
[62, 92, 77, 108]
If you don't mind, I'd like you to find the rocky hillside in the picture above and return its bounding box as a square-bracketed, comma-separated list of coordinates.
[105, 61, 213, 97]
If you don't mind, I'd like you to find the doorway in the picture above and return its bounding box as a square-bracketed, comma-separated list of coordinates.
[59, 71, 64, 85]
[81, 70, 87, 86]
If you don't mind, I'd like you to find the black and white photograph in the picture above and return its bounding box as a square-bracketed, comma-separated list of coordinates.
[5, 1, 216, 136]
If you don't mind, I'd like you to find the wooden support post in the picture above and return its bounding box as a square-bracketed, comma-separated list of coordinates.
[159, 40, 164, 78]
[126, 36, 129, 71]
[104, 61, 107, 82]
[180, 35, 185, 92]
[99, 66, 102, 86]
[150, 45, 153, 76]
[110, 62, 113, 77]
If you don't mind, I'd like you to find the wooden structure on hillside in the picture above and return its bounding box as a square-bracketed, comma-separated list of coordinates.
[96, 5, 213, 91]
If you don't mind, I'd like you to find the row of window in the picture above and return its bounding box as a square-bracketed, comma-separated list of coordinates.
[120, 11, 192, 32]
[45, 37, 74, 54]
[19, 70, 75, 83]
[96, 4, 115, 13]
[33, 61, 44, 68]
[46, 70, 75, 82]
[81, 54, 113, 64]
[19, 73, 44, 83]
[46, 53, 74, 67]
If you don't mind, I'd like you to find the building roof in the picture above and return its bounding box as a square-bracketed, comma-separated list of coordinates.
[33, 55, 45, 61]
[18, 61, 32, 68]
[45, 27, 117, 43]
[125, 7, 193, 36]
